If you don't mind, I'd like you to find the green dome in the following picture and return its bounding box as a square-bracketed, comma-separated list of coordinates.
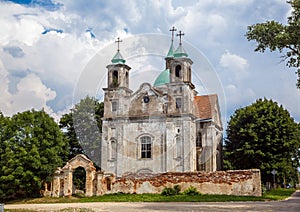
[111, 51, 126, 64]
[174, 44, 188, 58]
[153, 69, 170, 86]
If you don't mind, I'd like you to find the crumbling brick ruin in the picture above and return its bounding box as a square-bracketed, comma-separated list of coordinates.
[44, 154, 261, 197]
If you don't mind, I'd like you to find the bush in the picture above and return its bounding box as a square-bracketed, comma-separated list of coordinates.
[161, 185, 181, 196]
[183, 186, 200, 195]
[173, 185, 181, 195]
[161, 187, 175, 196]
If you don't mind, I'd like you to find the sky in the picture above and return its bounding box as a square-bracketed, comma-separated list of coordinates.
[0, 0, 299, 127]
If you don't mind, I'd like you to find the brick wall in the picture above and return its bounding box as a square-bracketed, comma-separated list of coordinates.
[106, 169, 261, 196]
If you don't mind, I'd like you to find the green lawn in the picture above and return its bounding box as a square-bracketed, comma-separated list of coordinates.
[5, 188, 296, 204]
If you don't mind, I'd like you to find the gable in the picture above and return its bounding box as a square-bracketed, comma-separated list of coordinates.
[128, 83, 167, 117]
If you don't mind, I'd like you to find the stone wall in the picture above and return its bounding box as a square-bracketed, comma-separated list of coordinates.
[107, 169, 261, 196]
[46, 154, 261, 197]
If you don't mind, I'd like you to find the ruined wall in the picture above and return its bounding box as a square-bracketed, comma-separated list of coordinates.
[107, 169, 261, 196]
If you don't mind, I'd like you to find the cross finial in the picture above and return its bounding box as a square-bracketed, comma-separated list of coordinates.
[169, 26, 177, 42]
[115, 37, 122, 52]
[176, 30, 185, 45]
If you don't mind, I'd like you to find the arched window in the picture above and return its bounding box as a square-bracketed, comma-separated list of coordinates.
[140, 136, 152, 158]
[176, 98, 182, 109]
[112, 70, 118, 86]
[176, 137, 182, 158]
[108, 140, 117, 160]
[111, 140, 116, 159]
[112, 101, 117, 112]
[175, 65, 181, 78]
[125, 71, 129, 86]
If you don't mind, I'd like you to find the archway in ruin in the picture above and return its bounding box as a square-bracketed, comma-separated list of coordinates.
[73, 166, 86, 195]
[58, 154, 96, 197]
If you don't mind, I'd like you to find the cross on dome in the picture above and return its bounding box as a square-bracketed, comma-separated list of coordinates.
[115, 37, 122, 52]
[176, 31, 185, 45]
[169, 26, 177, 42]
[111, 37, 126, 64]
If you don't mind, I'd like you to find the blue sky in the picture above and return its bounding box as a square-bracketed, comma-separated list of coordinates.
[0, 0, 299, 125]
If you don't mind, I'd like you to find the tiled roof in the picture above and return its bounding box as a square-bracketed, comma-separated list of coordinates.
[194, 94, 218, 120]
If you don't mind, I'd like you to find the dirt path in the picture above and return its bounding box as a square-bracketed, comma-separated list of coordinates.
[4, 190, 300, 212]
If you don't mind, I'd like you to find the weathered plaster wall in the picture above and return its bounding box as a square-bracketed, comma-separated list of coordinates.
[107, 169, 261, 196]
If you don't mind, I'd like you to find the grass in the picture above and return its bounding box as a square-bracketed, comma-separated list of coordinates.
[4, 188, 296, 204]
[262, 188, 296, 200]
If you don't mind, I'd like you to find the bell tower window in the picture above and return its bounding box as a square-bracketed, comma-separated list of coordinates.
[176, 98, 182, 109]
[112, 101, 118, 112]
[112, 70, 118, 86]
[175, 65, 181, 78]
[126, 71, 129, 86]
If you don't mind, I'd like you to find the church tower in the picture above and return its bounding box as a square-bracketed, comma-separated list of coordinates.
[167, 30, 194, 89]
[103, 38, 132, 119]
[106, 37, 131, 90]
[164, 28, 196, 115]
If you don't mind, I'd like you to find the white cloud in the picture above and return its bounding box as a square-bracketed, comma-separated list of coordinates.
[225, 84, 256, 108]
[0, 0, 299, 123]
[220, 51, 249, 81]
[0, 60, 57, 116]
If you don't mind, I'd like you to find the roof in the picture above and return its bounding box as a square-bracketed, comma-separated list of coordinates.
[153, 69, 170, 87]
[166, 42, 174, 58]
[173, 44, 188, 58]
[111, 51, 126, 64]
[194, 94, 218, 120]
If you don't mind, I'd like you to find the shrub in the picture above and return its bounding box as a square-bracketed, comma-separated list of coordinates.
[183, 186, 200, 195]
[161, 185, 181, 196]
[173, 185, 181, 195]
[161, 187, 175, 196]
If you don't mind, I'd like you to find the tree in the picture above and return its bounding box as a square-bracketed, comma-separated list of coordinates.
[59, 112, 84, 159]
[224, 98, 300, 184]
[59, 96, 104, 166]
[0, 110, 68, 200]
[246, 0, 300, 88]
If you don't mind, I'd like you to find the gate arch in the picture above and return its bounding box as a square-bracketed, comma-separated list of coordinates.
[53, 154, 97, 197]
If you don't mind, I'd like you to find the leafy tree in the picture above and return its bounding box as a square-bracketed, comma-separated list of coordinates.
[224, 98, 300, 184]
[59, 112, 84, 159]
[59, 96, 104, 166]
[0, 110, 68, 200]
[246, 0, 300, 88]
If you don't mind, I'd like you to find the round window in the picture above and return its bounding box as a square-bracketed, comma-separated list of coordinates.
[143, 96, 150, 103]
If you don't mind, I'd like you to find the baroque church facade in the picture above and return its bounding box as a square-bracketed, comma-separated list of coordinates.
[101, 30, 223, 177]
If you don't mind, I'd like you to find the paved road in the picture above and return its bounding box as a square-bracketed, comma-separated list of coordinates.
[4, 190, 300, 212]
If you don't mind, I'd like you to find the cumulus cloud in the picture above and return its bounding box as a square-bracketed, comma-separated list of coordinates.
[0, 1, 107, 115]
[225, 84, 255, 107]
[220, 51, 249, 81]
[0, 0, 299, 123]
[0, 60, 56, 116]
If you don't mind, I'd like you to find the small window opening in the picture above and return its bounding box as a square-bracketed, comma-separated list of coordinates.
[176, 98, 182, 109]
[175, 65, 181, 78]
[112, 101, 117, 112]
[112, 70, 118, 86]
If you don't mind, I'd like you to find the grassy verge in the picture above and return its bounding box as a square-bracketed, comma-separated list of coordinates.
[262, 188, 296, 200]
[4, 188, 296, 204]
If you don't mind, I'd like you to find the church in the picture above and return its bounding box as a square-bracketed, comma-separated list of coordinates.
[101, 29, 223, 177]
